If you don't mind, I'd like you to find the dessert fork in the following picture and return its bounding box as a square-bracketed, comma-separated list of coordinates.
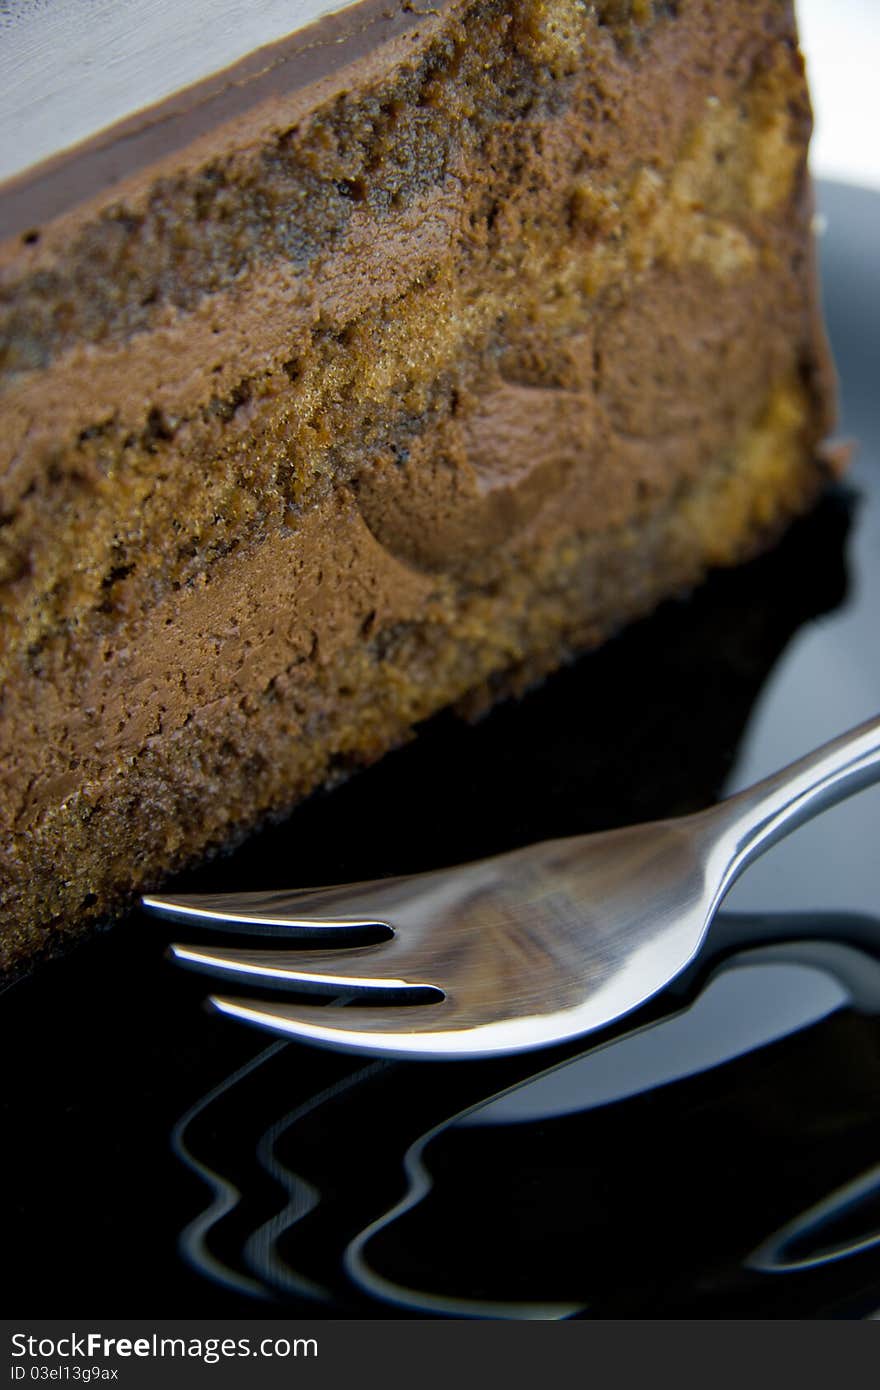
[143, 714, 880, 1060]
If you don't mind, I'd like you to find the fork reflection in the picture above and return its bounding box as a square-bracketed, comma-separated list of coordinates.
[168, 920, 880, 1318]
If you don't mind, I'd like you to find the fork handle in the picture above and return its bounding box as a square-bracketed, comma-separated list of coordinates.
[712, 713, 880, 897]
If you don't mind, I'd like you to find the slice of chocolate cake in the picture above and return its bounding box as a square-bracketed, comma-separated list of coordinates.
[0, 0, 836, 975]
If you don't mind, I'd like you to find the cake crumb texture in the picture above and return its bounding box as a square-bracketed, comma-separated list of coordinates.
[0, 0, 834, 972]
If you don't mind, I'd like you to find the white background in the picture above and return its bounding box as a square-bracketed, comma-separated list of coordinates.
[799, 0, 880, 191]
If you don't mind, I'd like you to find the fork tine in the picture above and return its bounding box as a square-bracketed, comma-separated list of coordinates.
[169, 941, 440, 994]
[209, 995, 473, 1059]
[142, 888, 388, 935]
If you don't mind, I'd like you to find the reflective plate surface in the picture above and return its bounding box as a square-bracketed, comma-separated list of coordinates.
[2, 181, 879, 1319]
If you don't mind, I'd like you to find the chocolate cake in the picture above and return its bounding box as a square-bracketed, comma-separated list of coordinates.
[0, 0, 836, 975]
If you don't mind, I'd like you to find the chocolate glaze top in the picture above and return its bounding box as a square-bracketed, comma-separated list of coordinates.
[0, 0, 457, 244]
[1, 0, 361, 184]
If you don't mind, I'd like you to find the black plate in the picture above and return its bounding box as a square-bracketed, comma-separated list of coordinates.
[2, 181, 879, 1320]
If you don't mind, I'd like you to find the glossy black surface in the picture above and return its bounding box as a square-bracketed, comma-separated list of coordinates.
[2, 181, 878, 1319]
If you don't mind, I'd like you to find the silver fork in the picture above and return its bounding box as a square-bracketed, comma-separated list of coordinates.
[143, 714, 880, 1060]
